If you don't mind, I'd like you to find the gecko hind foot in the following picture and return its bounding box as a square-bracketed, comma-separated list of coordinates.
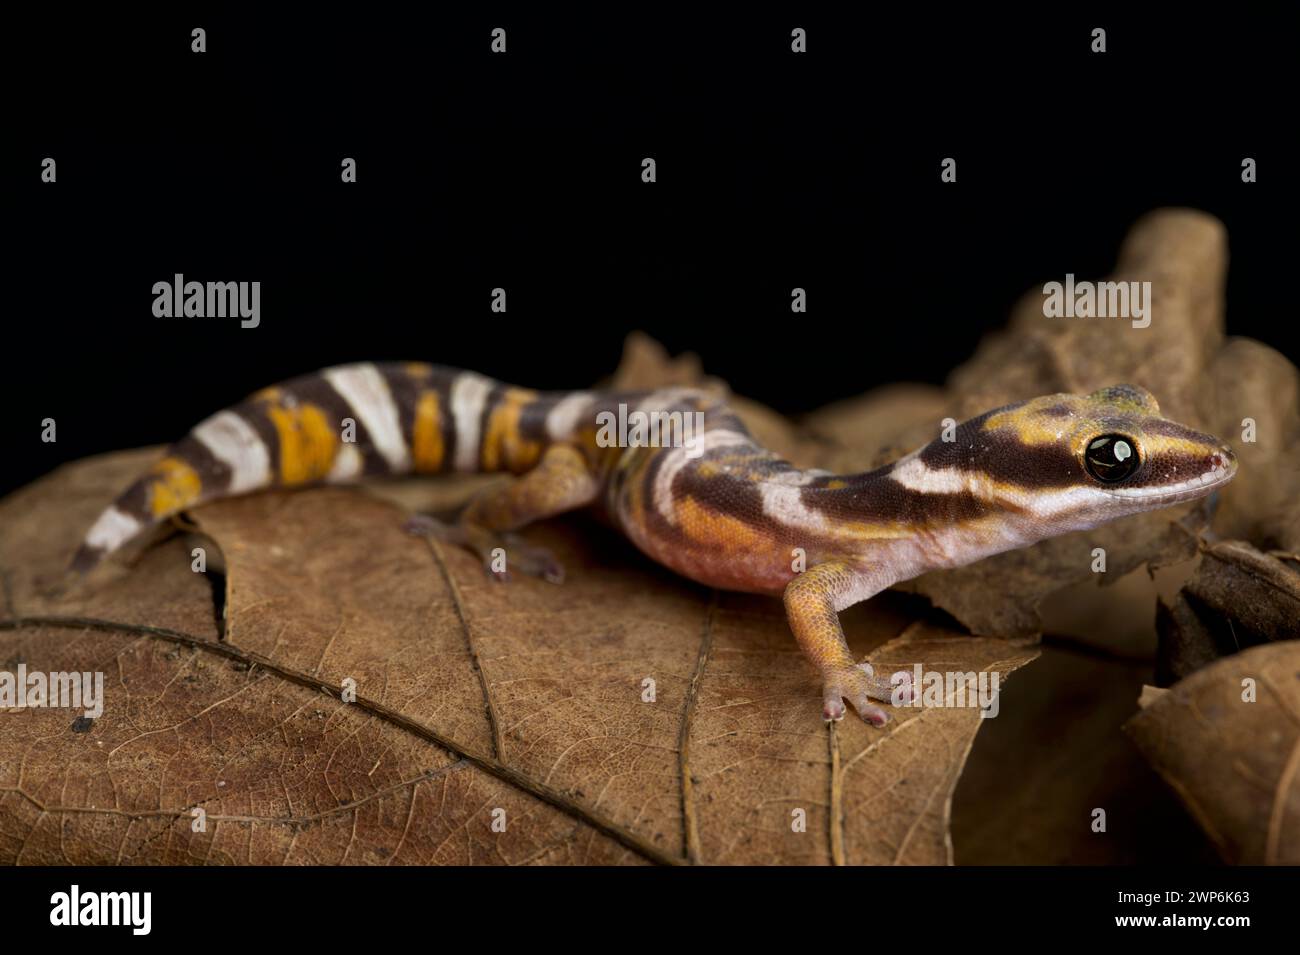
[491, 532, 565, 584]
[403, 515, 564, 584]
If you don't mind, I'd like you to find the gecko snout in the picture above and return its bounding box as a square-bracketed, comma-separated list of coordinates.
[1208, 445, 1237, 476]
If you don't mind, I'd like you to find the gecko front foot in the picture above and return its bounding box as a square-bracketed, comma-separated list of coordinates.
[822, 664, 913, 726]
[403, 515, 564, 583]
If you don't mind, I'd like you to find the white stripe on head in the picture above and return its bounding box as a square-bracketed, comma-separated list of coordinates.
[193, 410, 271, 493]
[322, 363, 411, 473]
[653, 429, 753, 524]
[450, 371, 495, 471]
[85, 506, 144, 552]
[888, 454, 969, 495]
[1024, 486, 1099, 514]
[545, 391, 595, 441]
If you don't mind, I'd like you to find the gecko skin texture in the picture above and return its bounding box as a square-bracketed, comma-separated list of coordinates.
[73, 364, 1238, 725]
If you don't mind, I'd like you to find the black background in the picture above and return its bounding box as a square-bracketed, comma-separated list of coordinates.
[1, 864, 1290, 939]
[4, 6, 1295, 497]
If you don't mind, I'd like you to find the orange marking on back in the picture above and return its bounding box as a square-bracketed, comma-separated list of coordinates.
[482, 388, 542, 472]
[266, 402, 338, 485]
[412, 390, 445, 472]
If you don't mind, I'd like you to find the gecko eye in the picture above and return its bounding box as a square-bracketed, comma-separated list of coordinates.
[1084, 434, 1141, 482]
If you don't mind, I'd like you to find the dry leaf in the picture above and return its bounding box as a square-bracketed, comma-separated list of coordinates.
[1177, 541, 1300, 644]
[1155, 540, 1300, 685]
[948, 208, 1228, 421]
[1202, 338, 1300, 551]
[1137, 685, 1170, 709]
[1125, 641, 1300, 864]
[0, 448, 1034, 866]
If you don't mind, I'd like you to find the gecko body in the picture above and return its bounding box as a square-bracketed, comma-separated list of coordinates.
[72, 363, 1238, 724]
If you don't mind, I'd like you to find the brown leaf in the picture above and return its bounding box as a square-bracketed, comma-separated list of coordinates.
[839, 627, 1037, 864]
[1179, 542, 1300, 644]
[1201, 338, 1300, 551]
[1156, 540, 1300, 685]
[1125, 641, 1300, 865]
[0, 449, 1035, 865]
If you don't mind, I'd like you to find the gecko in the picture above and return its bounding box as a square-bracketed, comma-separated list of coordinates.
[69, 362, 1237, 725]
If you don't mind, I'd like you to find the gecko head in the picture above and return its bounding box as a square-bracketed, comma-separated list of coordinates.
[957, 384, 1237, 532]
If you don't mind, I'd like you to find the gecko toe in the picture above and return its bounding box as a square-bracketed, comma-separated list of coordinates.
[823, 700, 846, 722]
[822, 681, 849, 721]
[500, 534, 565, 583]
[853, 700, 891, 726]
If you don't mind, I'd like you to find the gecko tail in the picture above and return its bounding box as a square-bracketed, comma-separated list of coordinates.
[67, 452, 207, 576]
[69, 542, 108, 575]
[68, 361, 588, 576]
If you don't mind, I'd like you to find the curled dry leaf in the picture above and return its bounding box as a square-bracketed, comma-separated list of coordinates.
[1156, 540, 1300, 685]
[1174, 542, 1300, 644]
[1137, 685, 1170, 709]
[949, 208, 1229, 422]
[1125, 641, 1300, 865]
[1201, 337, 1300, 552]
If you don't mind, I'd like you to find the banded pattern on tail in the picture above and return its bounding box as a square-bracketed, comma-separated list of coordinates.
[69, 362, 626, 573]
